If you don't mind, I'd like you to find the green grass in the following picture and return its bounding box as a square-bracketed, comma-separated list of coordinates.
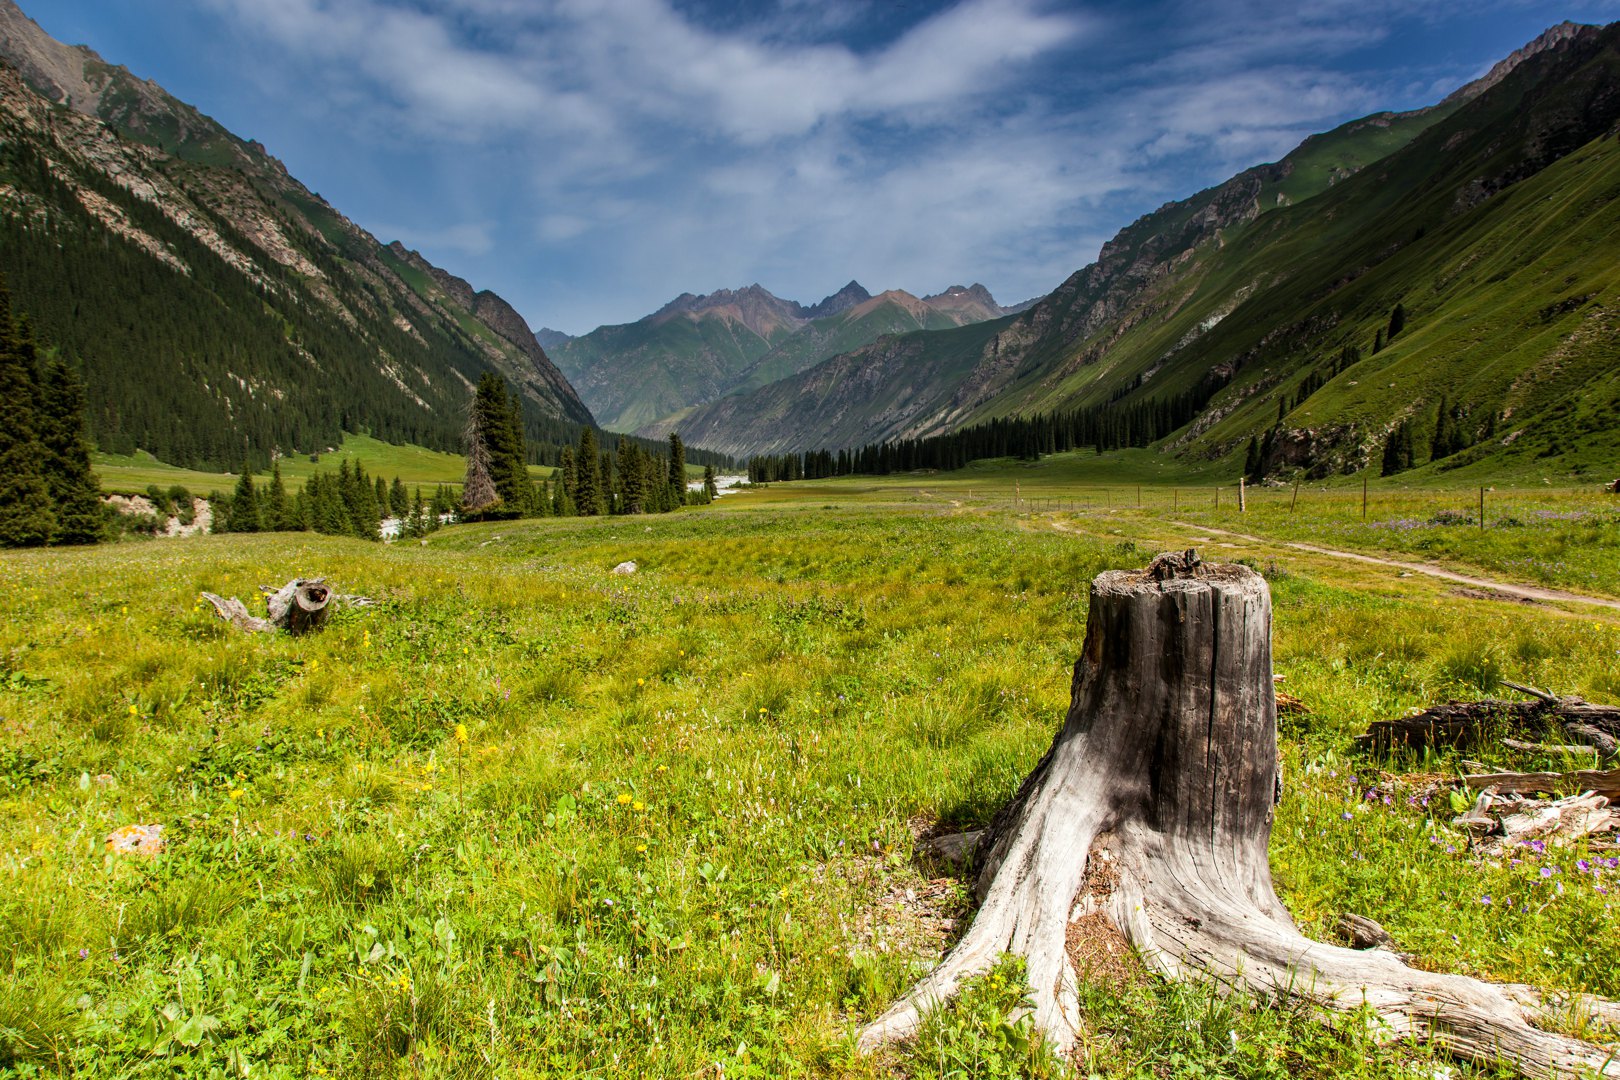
[2, 492, 1617, 1076]
[93, 435, 558, 497]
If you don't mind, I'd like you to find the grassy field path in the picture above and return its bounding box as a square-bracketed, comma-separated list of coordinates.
[1049, 517, 1620, 612]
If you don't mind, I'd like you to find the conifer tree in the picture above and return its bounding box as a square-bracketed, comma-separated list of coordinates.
[38, 357, 102, 544]
[374, 475, 390, 519]
[619, 440, 646, 513]
[266, 462, 291, 531]
[1388, 303, 1407, 340]
[462, 393, 499, 516]
[390, 476, 409, 519]
[575, 428, 605, 515]
[0, 281, 56, 547]
[668, 431, 686, 505]
[703, 463, 718, 503]
[231, 466, 262, 532]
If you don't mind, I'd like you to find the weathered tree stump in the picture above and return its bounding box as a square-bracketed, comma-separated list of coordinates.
[202, 578, 335, 635]
[859, 552, 1619, 1077]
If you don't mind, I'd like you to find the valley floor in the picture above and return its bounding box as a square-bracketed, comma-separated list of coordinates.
[2, 478, 1617, 1076]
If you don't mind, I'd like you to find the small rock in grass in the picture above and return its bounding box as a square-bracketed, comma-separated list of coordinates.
[105, 823, 164, 856]
[612, 561, 638, 575]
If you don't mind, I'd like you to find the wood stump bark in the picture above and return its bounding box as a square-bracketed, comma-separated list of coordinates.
[202, 579, 333, 635]
[859, 552, 1619, 1077]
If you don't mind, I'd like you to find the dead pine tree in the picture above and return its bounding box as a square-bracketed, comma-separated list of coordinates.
[461, 395, 498, 515]
[862, 550, 1619, 1077]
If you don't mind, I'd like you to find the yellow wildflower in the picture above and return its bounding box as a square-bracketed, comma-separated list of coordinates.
[229, 788, 245, 800]
[632, 801, 645, 812]
[455, 723, 468, 744]
[127, 704, 138, 717]
[617, 793, 632, 805]
[635, 844, 647, 853]
[656, 764, 668, 773]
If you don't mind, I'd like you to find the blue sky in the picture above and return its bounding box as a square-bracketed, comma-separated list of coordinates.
[28, 0, 1620, 335]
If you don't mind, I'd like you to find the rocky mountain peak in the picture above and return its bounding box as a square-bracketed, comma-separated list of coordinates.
[803, 280, 871, 320]
[1442, 21, 1597, 105]
[923, 283, 1002, 311]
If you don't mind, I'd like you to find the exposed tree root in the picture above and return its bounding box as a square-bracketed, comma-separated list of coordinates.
[859, 556, 1620, 1077]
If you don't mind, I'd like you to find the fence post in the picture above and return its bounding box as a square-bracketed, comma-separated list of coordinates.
[1238, 477, 1247, 513]
[1362, 476, 1368, 522]
[1479, 486, 1485, 530]
[1290, 480, 1299, 514]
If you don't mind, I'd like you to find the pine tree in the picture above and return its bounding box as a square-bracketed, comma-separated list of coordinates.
[1388, 303, 1407, 340]
[462, 392, 499, 515]
[266, 462, 291, 531]
[231, 466, 262, 532]
[38, 357, 102, 544]
[0, 281, 56, 547]
[1381, 420, 1415, 475]
[668, 431, 687, 506]
[576, 428, 605, 515]
[703, 463, 718, 503]
[1372, 328, 1384, 354]
[374, 475, 390, 520]
[1243, 436, 1261, 480]
[390, 476, 409, 519]
[619, 440, 646, 513]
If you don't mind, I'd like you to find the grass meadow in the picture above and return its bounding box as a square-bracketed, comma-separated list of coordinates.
[3, 474, 1619, 1077]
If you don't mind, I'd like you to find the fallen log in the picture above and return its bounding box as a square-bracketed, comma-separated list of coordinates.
[859, 551, 1620, 1077]
[1358, 684, 1619, 761]
[201, 578, 344, 635]
[1458, 770, 1620, 800]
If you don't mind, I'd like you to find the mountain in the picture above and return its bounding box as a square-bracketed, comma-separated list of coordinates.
[0, 0, 592, 470]
[551, 279, 1018, 433]
[670, 21, 1620, 481]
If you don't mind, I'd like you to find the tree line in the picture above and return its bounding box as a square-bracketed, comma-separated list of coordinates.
[463, 374, 718, 519]
[0, 274, 103, 548]
[745, 372, 1230, 483]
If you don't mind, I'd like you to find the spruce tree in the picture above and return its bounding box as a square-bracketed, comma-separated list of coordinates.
[668, 431, 687, 506]
[619, 440, 646, 513]
[462, 392, 499, 515]
[374, 475, 390, 520]
[266, 462, 291, 531]
[0, 281, 56, 547]
[703, 464, 718, 503]
[1388, 303, 1407, 340]
[231, 466, 262, 532]
[390, 476, 409, 519]
[576, 429, 605, 515]
[38, 357, 102, 544]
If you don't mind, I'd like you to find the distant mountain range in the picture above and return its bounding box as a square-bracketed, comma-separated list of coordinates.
[547, 280, 1022, 433]
[4, 0, 1616, 486]
[0, 0, 592, 470]
[666, 20, 1620, 483]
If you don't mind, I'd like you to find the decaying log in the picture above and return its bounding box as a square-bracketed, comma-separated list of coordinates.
[1475, 793, 1620, 856]
[859, 555, 1620, 1077]
[1358, 683, 1620, 761]
[1458, 770, 1620, 801]
[202, 578, 343, 635]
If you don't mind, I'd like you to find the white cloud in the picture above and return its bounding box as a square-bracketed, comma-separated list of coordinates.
[176, 0, 1536, 332]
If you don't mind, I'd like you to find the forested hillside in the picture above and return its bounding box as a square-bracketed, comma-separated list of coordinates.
[674, 22, 1620, 483]
[0, 1, 594, 471]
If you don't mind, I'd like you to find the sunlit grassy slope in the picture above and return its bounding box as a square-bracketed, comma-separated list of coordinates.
[93, 434, 557, 496]
[3, 481, 1617, 1075]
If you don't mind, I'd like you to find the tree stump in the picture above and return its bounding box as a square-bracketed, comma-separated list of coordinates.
[201, 578, 334, 635]
[859, 552, 1619, 1077]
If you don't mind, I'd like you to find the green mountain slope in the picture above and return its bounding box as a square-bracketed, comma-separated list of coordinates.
[0, 0, 593, 470]
[677, 21, 1620, 481]
[555, 280, 1014, 434]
